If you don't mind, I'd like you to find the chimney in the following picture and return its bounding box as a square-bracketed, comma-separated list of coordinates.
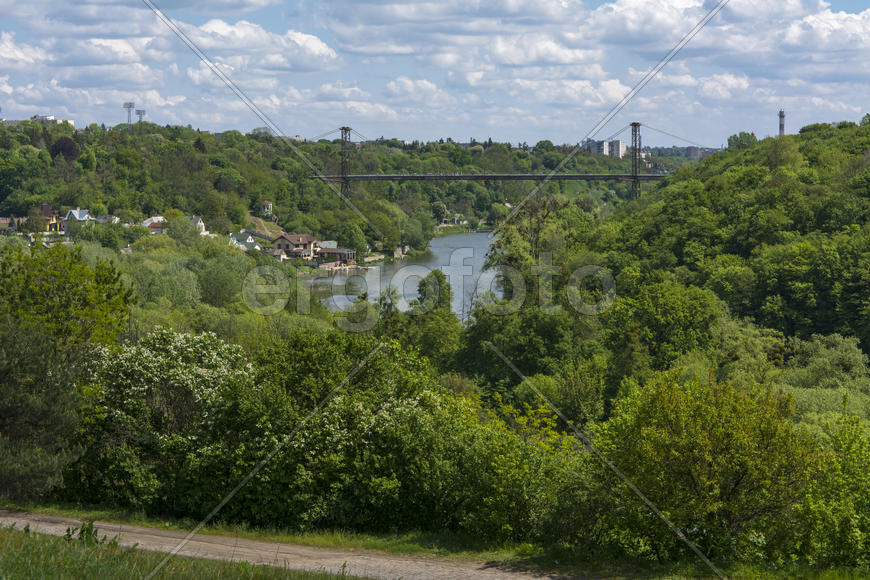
[779, 110, 785, 137]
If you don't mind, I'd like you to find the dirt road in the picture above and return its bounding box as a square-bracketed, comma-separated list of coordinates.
[0, 510, 561, 580]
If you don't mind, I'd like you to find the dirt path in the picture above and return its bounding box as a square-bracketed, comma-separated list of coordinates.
[0, 510, 563, 580]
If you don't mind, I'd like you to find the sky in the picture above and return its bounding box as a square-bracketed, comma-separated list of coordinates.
[0, 0, 867, 147]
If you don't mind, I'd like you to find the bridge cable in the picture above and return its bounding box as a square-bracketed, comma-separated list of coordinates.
[641, 123, 707, 149]
[604, 124, 631, 142]
[311, 128, 341, 141]
[351, 128, 369, 143]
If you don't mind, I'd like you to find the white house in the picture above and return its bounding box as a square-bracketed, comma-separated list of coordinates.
[63, 208, 95, 230]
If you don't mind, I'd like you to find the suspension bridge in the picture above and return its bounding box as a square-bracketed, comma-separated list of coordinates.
[312, 123, 697, 198]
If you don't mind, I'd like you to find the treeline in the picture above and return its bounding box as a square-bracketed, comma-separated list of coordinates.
[0, 121, 643, 251]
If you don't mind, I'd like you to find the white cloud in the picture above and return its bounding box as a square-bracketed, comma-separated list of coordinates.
[0, 32, 50, 70]
[386, 77, 454, 108]
[699, 73, 750, 99]
[187, 20, 339, 71]
[489, 35, 602, 66]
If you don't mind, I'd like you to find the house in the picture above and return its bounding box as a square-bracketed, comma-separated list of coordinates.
[95, 215, 120, 225]
[142, 216, 165, 234]
[261, 248, 287, 262]
[40, 204, 63, 232]
[188, 215, 209, 235]
[63, 208, 95, 230]
[272, 233, 320, 258]
[229, 231, 261, 252]
[317, 247, 356, 265]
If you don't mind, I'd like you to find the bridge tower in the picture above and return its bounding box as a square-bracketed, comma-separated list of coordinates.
[340, 126, 352, 198]
[630, 122, 641, 198]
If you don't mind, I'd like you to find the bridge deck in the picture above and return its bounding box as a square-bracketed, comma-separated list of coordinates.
[318, 173, 665, 183]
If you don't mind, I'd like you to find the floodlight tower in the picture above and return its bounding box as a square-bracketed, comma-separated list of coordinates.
[135, 109, 146, 123]
[123, 102, 135, 127]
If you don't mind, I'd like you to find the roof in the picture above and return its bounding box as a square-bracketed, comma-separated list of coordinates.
[231, 232, 254, 243]
[318, 247, 354, 255]
[275, 233, 320, 244]
[142, 216, 165, 227]
[64, 208, 92, 221]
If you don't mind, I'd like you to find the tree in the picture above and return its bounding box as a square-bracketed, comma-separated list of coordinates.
[594, 371, 818, 561]
[62, 329, 254, 509]
[165, 214, 200, 247]
[416, 269, 452, 312]
[0, 317, 84, 499]
[0, 244, 133, 349]
[861, 113, 870, 126]
[337, 221, 367, 258]
[22, 206, 46, 233]
[602, 281, 723, 375]
[49, 136, 79, 163]
[727, 131, 758, 150]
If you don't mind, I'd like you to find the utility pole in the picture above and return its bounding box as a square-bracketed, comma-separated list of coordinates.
[340, 126, 352, 199]
[631, 122, 641, 199]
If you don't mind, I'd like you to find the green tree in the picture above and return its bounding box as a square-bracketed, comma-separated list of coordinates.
[165, 215, 200, 247]
[0, 317, 84, 499]
[337, 221, 367, 258]
[727, 131, 758, 149]
[416, 269, 452, 312]
[0, 244, 133, 349]
[595, 371, 818, 561]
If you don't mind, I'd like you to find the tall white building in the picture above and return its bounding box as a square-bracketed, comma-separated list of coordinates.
[582, 139, 627, 158]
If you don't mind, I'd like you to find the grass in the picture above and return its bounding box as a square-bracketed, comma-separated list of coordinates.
[5, 502, 870, 579]
[0, 524, 367, 580]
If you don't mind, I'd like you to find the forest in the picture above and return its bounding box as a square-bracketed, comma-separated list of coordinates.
[4, 115, 870, 575]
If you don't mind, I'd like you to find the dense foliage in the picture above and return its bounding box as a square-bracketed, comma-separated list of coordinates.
[6, 116, 870, 574]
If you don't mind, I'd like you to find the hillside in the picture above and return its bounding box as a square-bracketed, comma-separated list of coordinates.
[0, 121, 652, 251]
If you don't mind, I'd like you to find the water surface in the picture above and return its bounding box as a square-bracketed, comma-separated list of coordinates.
[315, 232, 496, 319]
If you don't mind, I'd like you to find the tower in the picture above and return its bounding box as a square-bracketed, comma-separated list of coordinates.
[630, 122, 642, 199]
[123, 102, 134, 127]
[340, 126, 352, 199]
[135, 109, 146, 123]
[779, 109, 785, 137]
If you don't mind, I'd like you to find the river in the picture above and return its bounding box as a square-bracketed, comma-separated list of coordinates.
[314, 232, 496, 319]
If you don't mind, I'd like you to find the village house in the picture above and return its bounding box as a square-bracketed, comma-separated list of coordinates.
[188, 215, 209, 235]
[63, 208, 95, 230]
[40, 204, 63, 232]
[142, 216, 165, 234]
[229, 231, 261, 252]
[272, 233, 320, 258]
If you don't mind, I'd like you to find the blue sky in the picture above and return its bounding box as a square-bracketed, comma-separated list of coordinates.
[0, 0, 867, 146]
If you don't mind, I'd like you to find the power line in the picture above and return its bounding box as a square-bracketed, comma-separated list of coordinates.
[642, 123, 707, 148]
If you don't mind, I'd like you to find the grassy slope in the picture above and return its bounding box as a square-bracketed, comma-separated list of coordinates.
[0, 525, 365, 580]
[6, 503, 870, 579]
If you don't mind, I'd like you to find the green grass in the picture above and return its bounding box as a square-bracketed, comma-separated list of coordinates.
[0, 525, 367, 579]
[5, 502, 870, 579]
